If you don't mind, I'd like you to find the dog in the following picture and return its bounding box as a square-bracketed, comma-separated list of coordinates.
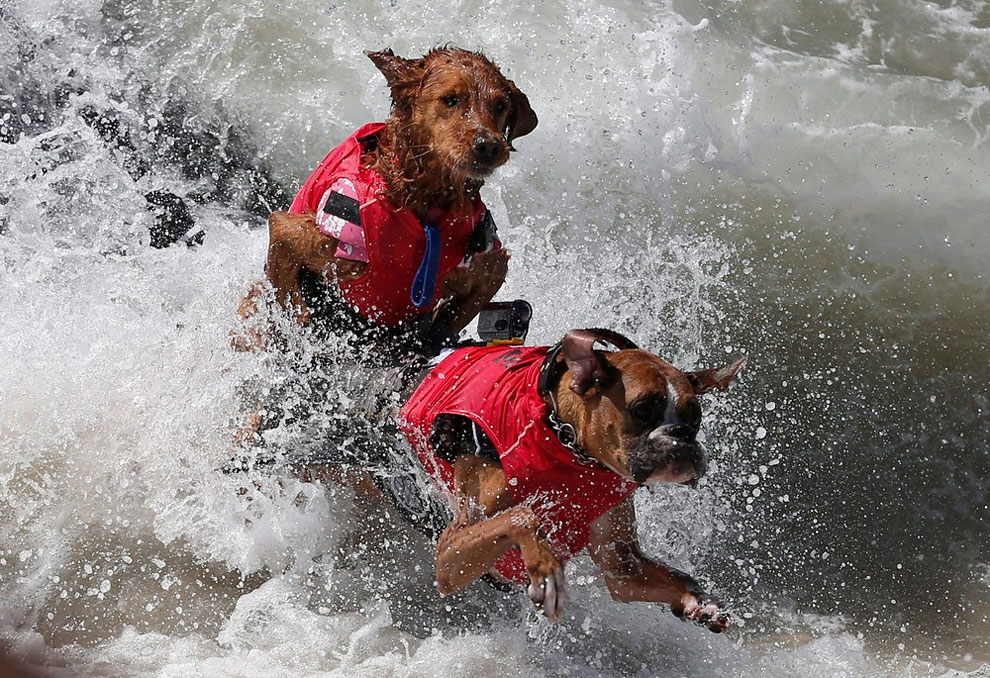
[395, 328, 746, 632]
[234, 47, 537, 354]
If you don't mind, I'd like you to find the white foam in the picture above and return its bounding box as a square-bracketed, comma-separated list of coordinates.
[1, 0, 986, 674]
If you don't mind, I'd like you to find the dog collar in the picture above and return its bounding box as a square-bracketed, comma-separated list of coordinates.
[538, 339, 648, 484]
[538, 343, 613, 471]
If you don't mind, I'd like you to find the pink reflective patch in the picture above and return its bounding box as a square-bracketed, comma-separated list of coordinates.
[314, 178, 368, 262]
[315, 178, 359, 238]
[334, 221, 368, 262]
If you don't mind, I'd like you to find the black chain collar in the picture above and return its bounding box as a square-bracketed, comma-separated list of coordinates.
[538, 343, 603, 468]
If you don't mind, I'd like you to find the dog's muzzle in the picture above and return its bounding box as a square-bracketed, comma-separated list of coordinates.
[472, 135, 502, 164]
[626, 426, 708, 486]
[465, 133, 508, 177]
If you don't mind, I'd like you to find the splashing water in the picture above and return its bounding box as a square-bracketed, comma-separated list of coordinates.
[2, 0, 989, 676]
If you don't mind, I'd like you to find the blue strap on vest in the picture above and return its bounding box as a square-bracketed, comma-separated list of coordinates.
[411, 222, 441, 308]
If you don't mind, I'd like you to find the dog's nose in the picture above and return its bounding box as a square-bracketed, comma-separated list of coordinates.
[473, 137, 501, 163]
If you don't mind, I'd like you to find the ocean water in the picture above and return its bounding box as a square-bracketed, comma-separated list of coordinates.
[1, 0, 989, 676]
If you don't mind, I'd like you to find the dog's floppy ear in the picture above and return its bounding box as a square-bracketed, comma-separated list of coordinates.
[686, 357, 747, 394]
[581, 327, 638, 351]
[366, 48, 426, 98]
[504, 79, 537, 150]
[561, 329, 618, 396]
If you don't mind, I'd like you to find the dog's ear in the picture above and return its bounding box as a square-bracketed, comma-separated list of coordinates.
[686, 357, 747, 394]
[504, 79, 537, 149]
[366, 49, 426, 99]
[582, 327, 638, 351]
[561, 330, 617, 396]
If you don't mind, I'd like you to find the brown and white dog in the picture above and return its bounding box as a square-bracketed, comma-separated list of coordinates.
[234, 47, 537, 352]
[397, 329, 746, 632]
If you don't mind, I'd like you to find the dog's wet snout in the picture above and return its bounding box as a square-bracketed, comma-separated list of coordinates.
[631, 423, 708, 486]
[472, 136, 502, 163]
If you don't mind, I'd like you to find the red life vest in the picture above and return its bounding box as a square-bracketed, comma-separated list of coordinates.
[289, 123, 486, 327]
[399, 345, 638, 584]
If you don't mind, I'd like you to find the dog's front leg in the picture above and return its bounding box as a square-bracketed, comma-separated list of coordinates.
[436, 248, 509, 333]
[588, 498, 729, 632]
[266, 212, 315, 323]
[434, 453, 565, 620]
[266, 211, 368, 325]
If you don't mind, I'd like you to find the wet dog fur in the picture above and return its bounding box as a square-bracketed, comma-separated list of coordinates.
[234, 47, 537, 349]
[418, 329, 746, 632]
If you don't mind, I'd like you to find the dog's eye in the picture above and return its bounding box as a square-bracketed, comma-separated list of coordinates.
[443, 95, 460, 107]
[493, 100, 507, 116]
[629, 395, 664, 425]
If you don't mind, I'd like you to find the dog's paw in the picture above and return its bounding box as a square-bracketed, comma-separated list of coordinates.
[472, 247, 509, 292]
[522, 539, 565, 622]
[444, 248, 509, 298]
[526, 560, 565, 622]
[671, 591, 730, 633]
[440, 266, 472, 298]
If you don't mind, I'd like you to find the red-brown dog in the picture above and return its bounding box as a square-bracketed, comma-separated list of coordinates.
[235, 47, 537, 352]
[399, 329, 745, 631]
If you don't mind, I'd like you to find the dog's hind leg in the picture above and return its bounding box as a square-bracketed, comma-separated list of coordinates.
[433, 454, 565, 621]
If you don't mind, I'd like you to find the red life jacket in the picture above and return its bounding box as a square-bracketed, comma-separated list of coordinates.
[289, 123, 486, 327]
[399, 345, 638, 584]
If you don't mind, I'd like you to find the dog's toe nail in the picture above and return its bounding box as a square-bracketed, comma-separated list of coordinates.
[527, 582, 543, 603]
